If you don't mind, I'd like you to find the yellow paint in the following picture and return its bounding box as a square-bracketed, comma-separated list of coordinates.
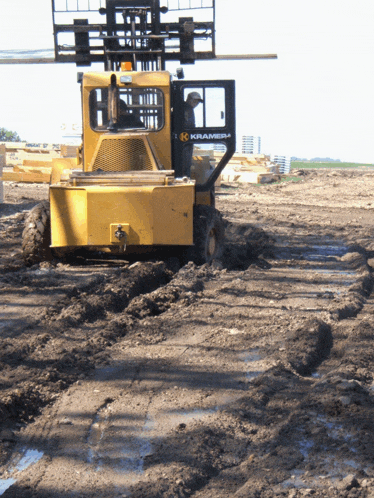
[50, 187, 88, 246]
[82, 71, 172, 173]
[50, 183, 194, 248]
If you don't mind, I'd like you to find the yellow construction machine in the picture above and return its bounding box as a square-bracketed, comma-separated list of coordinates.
[22, 1, 273, 265]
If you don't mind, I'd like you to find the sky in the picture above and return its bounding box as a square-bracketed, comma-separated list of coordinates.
[0, 0, 374, 162]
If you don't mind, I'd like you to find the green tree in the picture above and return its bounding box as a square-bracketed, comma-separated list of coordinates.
[0, 127, 22, 142]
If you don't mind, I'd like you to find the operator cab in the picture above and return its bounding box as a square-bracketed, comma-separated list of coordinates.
[84, 71, 235, 199]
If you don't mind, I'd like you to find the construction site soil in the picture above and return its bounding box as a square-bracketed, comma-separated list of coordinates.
[1, 169, 374, 497]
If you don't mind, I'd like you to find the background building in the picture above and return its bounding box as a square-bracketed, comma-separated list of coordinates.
[213, 143, 227, 153]
[271, 155, 291, 173]
[242, 136, 261, 154]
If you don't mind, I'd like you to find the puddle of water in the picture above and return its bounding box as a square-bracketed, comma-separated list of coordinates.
[0, 478, 16, 496]
[94, 365, 127, 381]
[117, 454, 144, 475]
[316, 416, 352, 441]
[303, 244, 347, 262]
[312, 245, 347, 255]
[315, 417, 357, 454]
[95, 434, 153, 479]
[0, 448, 44, 495]
[316, 270, 356, 277]
[239, 349, 264, 382]
[298, 438, 314, 458]
[118, 439, 153, 475]
[86, 397, 236, 484]
[143, 414, 155, 432]
[282, 476, 306, 489]
[106, 409, 217, 477]
[34, 269, 52, 276]
[0, 321, 13, 332]
[314, 272, 357, 288]
[322, 456, 361, 476]
[15, 449, 44, 472]
[241, 350, 262, 363]
[322, 422, 351, 441]
[116, 407, 220, 476]
[90, 410, 156, 477]
[282, 470, 306, 489]
[115, 414, 154, 476]
[344, 459, 360, 470]
[283, 448, 361, 489]
[277, 243, 348, 263]
[164, 408, 217, 428]
[283, 469, 343, 490]
[87, 411, 110, 465]
[88, 448, 95, 465]
[245, 371, 263, 381]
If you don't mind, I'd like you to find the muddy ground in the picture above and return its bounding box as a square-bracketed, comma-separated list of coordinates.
[1, 169, 374, 497]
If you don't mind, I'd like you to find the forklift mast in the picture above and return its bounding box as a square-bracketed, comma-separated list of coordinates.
[52, 0, 216, 70]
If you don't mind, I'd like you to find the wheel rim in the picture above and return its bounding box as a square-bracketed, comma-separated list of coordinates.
[207, 228, 216, 257]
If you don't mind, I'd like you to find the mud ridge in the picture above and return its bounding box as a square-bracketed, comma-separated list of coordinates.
[328, 251, 373, 321]
[0, 262, 174, 434]
[276, 250, 373, 378]
[0, 262, 217, 434]
[44, 261, 173, 326]
[115, 261, 206, 321]
[283, 319, 333, 376]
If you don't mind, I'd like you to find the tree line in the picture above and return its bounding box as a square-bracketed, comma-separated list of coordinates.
[0, 127, 23, 142]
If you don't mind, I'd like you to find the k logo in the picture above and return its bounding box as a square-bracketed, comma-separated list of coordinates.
[179, 132, 190, 142]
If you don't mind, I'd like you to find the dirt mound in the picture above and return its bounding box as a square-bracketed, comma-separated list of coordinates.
[223, 222, 274, 270]
[284, 318, 332, 375]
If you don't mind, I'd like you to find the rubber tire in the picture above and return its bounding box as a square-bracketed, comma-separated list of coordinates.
[22, 201, 53, 266]
[189, 204, 225, 265]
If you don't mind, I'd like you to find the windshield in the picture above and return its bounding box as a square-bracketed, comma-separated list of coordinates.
[89, 87, 164, 132]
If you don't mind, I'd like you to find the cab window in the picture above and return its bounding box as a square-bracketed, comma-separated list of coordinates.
[89, 87, 164, 131]
[183, 86, 226, 128]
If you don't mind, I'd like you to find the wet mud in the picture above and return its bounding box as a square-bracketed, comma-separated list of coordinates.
[1, 170, 374, 497]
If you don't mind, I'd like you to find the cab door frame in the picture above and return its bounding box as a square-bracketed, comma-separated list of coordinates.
[171, 79, 236, 192]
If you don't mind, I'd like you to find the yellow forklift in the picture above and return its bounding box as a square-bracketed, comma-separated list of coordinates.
[22, 1, 269, 265]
